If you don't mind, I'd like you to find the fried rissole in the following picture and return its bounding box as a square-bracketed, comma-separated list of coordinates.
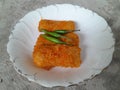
[33, 19, 81, 70]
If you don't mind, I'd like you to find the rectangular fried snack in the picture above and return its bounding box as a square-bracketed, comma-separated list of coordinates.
[33, 19, 81, 70]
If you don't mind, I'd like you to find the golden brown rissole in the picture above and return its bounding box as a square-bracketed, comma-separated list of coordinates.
[33, 19, 81, 70]
[38, 19, 75, 32]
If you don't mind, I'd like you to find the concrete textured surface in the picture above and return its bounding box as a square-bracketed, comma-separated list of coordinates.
[0, 0, 120, 90]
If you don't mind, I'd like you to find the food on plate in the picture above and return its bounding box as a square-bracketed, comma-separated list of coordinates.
[33, 19, 81, 70]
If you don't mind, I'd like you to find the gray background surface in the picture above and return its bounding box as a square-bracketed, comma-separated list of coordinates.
[0, 0, 120, 90]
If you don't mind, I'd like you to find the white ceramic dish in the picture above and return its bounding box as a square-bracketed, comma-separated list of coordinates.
[7, 4, 115, 87]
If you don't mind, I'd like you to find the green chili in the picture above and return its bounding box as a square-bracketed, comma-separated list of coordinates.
[41, 34, 66, 44]
[41, 29, 70, 39]
[53, 29, 80, 34]
[41, 34, 73, 46]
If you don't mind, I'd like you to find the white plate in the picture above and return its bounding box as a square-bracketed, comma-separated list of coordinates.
[7, 4, 115, 87]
